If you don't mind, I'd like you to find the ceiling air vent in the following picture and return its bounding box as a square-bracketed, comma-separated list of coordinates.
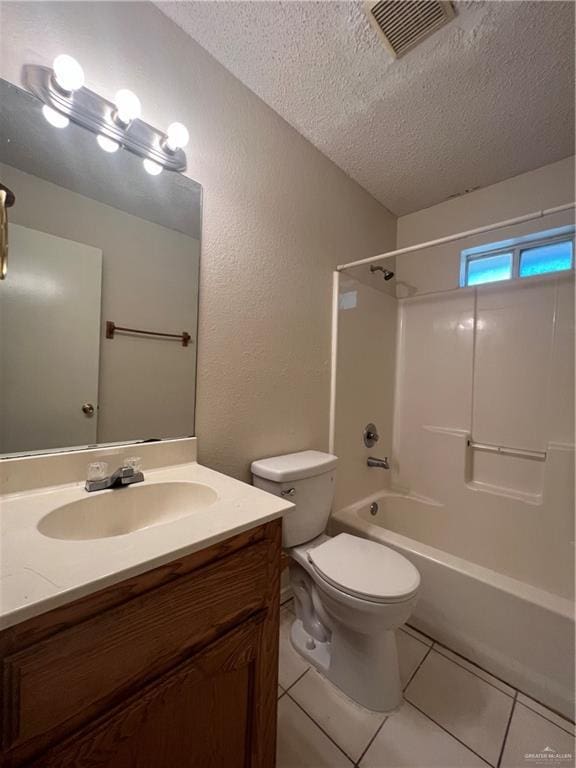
[366, 1, 455, 58]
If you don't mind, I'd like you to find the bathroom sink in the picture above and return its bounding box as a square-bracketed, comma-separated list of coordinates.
[37, 482, 218, 540]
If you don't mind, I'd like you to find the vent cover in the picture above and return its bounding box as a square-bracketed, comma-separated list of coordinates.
[366, 1, 455, 58]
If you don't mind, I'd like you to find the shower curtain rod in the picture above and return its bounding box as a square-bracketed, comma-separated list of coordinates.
[337, 202, 576, 272]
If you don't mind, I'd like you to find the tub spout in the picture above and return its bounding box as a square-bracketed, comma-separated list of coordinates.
[367, 456, 389, 469]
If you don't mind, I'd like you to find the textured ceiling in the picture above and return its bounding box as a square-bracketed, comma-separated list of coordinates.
[156, 0, 575, 216]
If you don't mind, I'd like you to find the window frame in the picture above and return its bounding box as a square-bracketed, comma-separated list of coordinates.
[460, 228, 575, 288]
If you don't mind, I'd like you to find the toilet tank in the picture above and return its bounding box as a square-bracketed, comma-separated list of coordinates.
[251, 451, 338, 547]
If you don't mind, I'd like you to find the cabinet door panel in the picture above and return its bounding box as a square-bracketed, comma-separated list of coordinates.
[31, 615, 265, 768]
[4, 541, 268, 749]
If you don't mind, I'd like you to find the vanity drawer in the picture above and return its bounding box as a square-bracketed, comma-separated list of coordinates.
[2, 540, 271, 750]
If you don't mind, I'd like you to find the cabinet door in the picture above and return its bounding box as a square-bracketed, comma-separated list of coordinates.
[32, 615, 269, 768]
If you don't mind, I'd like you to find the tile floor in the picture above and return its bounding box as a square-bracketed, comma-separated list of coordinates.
[276, 601, 575, 768]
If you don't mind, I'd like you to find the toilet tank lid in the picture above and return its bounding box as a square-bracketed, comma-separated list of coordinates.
[251, 450, 338, 482]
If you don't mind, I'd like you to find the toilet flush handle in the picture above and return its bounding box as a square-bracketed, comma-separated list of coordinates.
[281, 487, 296, 497]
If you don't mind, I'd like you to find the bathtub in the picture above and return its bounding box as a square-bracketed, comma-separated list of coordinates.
[331, 490, 575, 721]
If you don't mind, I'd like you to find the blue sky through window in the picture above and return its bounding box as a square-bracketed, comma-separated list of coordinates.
[467, 252, 513, 286]
[519, 241, 573, 277]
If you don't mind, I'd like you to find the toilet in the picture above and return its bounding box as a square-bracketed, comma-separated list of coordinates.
[251, 450, 420, 712]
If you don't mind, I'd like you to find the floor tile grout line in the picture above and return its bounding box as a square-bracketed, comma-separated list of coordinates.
[408, 624, 574, 725]
[281, 666, 310, 695]
[497, 690, 518, 768]
[430, 638, 575, 727]
[405, 699, 495, 767]
[354, 714, 390, 766]
[403, 623, 434, 647]
[513, 691, 575, 728]
[515, 698, 575, 738]
[430, 638, 517, 696]
[406, 623, 526, 699]
[431, 643, 515, 699]
[405, 622, 436, 644]
[403, 644, 433, 692]
[281, 606, 574, 755]
[284, 689, 357, 765]
[286, 605, 573, 727]
[399, 626, 430, 651]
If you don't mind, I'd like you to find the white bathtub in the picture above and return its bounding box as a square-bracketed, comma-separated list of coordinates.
[331, 490, 575, 721]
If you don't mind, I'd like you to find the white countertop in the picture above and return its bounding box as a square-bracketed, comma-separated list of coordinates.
[0, 461, 291, 630]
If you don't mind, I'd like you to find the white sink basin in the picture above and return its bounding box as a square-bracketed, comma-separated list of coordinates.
[37, 481, 218, 541]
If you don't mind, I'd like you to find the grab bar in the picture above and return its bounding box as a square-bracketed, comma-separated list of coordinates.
[467, 440, 546, 461]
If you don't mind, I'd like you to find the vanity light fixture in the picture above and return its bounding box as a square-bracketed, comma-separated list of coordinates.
[52, 54, 85, 94]
[25, 56, 188, 172]
[165, 122, 190, 152]
[113, 89, 141, 127]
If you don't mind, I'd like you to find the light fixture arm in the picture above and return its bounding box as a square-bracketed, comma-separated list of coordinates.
[24, 64, 187, 172]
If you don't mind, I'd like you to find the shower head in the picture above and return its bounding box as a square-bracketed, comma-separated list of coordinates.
[369, 264, 394, 281]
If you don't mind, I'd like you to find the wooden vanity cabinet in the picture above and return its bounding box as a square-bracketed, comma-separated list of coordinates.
[0, 519, 281, 768]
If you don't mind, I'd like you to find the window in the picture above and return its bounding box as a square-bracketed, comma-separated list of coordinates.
[519, 240, 573, 278]
[460, 227, 575, 288]
[466, 252, 513, 286]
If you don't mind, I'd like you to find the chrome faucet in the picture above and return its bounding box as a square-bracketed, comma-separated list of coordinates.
[367, 456, 390, 469]
[85, 463, 145, 492]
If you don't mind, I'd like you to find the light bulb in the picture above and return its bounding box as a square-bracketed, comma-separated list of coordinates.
[97, 135, 119, 153]
[143, 158, 162, 176]
[165, 122, 189, 152]
[52, 54, 85, 93]
[42, 105, 70, 129]
[114, 89, 141, 125]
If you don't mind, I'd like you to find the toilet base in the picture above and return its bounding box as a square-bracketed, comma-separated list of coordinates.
[289, 615, 403, 713]
[290, 618, 331, 673]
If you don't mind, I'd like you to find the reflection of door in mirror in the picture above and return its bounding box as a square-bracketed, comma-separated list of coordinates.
[0, 224, 102, 454]
[0, 79, 201, 456]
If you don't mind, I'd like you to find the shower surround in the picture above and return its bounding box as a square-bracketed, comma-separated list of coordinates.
[332, 185, 575, 720]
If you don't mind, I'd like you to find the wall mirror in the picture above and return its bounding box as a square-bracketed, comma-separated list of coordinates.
[0, 79, 201, 457]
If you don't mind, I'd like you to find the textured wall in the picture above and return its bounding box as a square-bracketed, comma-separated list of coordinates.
[397, 156, 575, 246]
[0, 1, 396, 481]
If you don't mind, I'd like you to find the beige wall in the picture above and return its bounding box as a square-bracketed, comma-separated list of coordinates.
[0, 1, 396, 480]
[397, 156, 574, 246]
[1, 163, 199, 446]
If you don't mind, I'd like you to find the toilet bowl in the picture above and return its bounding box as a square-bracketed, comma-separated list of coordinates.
[251, 450, 420, 712]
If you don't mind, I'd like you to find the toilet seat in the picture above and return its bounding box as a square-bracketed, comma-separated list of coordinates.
[308, 533, 420, 604]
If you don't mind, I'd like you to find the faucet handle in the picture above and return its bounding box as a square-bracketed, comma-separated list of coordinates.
[87, 462, 108, 481]
[125, 456, 142, 473]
